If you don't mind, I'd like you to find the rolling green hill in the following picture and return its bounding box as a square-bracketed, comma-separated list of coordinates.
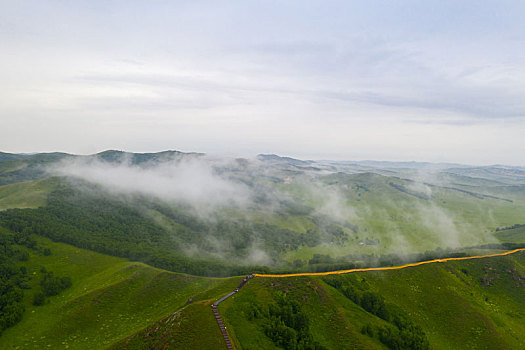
[0, 235, 240, 349]
[495, 225, 525, 244]
[1, 151, 525, 348]
[0, 231, 524, 349]
[1, 151, 525, 276]
[0, 177, 58, 211]
[110, 250, 525, 350]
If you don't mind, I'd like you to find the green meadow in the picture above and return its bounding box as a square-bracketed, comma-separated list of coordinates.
[219, 251, 525, 349]
[1, 151, 525, 349]
[0, 236, 238, 349]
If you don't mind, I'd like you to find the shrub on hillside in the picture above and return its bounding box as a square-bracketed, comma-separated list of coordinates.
[40, 272, 72, 296]
[33, 292, 45, 306]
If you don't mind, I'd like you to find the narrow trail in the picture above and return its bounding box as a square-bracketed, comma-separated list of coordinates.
[254, 248, 525, 278]
[212, 274, 254, 350]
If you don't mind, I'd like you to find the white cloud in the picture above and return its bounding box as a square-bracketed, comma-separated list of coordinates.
[51, 156, 252, 214]
[1, 1, 524, 165]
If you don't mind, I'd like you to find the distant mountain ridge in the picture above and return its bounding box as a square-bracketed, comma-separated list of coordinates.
[1, 149, 523, 168]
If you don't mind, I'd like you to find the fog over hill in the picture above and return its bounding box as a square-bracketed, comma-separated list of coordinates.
[1, 150, 524, 274]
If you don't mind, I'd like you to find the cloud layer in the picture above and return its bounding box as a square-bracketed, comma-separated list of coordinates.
[51, 156, 252, 213]
[1, 1, 524, 164]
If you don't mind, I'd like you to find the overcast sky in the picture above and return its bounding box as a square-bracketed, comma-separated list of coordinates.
[1, 0, 524, 165]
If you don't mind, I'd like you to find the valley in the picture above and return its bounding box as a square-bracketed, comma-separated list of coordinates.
[0, 151, 524, 349]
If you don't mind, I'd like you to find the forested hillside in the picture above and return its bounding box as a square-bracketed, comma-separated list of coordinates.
[1, 151, 525, 349]
[1, 151, 525, 278]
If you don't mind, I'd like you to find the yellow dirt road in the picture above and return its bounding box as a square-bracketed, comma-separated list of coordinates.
[254, 248, 525, 278]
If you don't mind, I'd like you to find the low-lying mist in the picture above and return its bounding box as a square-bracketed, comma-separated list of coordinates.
[43, 152, 512, 269]
[50, 155, 253, 214]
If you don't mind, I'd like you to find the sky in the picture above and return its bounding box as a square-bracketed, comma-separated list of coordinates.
[1, 0, 524, 165]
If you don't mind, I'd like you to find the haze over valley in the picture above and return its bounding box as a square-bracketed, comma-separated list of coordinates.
[2, 1, 525, 349]
[1, 150, 524, 276]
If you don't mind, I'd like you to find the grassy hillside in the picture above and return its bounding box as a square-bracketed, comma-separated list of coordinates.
[277, 171, 525, 264]
[1, 234, 523, 349]
[217, 251, 525, 349]
[0, 236, 239, 350]
[1, 151, 525, 275]
[495, 225, 525, 244]
[0, 153, 72, 185]
[2, 173, 525, 277]
[1, 152, 524, 348]
[0, 177, 57, 210]
[111, 251, 525, 350]
[109, 302, 229, 350]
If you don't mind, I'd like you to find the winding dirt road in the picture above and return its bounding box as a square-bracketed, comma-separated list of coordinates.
[254, 248, 525, 278]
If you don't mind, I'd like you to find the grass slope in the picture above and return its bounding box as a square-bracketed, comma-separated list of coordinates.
[0, 178, 57, 211]
[109, 302, 229, 349]
[4, 235, 522, 349]
[219, 252, 525, 349]
[221, 277, 386, 349]
[2, 159, 525, 274]
[0, 236, 237, 349]
[495, 226, 525, 243]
